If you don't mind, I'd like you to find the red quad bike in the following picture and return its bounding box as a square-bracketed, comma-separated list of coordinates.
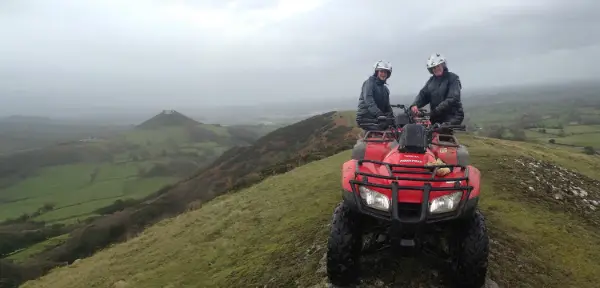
[326, 104, 489, 288]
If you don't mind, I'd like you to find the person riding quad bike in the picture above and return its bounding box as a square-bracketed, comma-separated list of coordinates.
[410, 53, 465, 126]
[356, 60, 394, 131]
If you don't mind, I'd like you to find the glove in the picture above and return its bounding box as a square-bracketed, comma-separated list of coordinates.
[410, 106, 421, 116]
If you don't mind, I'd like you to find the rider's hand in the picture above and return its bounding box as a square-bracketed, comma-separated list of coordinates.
[410, 106, 420, 116]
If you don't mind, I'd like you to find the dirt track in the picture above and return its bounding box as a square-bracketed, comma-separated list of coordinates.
[307, 248, 499, 288]
[301, 229, 499, 288]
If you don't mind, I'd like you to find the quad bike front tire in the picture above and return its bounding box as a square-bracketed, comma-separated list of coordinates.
[451, 209, 489, 288]
[326, 201, 363, 287]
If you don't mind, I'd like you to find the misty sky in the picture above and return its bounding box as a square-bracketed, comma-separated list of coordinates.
[1, 0, 599, 115]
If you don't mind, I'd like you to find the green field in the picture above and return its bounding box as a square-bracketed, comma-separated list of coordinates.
[22, 134, 600, 288]
[4, 234, 69, 263]
[0, 161, 179, 224]
[467, 97, 600, 150]
[0, 163, 177, 223]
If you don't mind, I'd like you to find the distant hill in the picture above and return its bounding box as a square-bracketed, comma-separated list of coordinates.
[0, 115, 54, 124]
[19, 135, 600, 288]
[136, 110, 201, 129]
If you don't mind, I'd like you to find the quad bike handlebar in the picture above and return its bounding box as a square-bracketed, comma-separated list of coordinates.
[390, 104, 429, 119]
[391, 104, 466, 131]
[431, 123, 467, 132]
[376, 104, 466, 133]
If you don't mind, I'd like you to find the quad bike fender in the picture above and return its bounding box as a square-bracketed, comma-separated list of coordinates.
[457, 165, 482, 219]
[351, 139, 397, 162]
[433, 146, 458, 166]
[342, 159, 382, 191]
[341, 160, 363, 213]
[466, 165, 481, 199]
[341, 160, 358, 192]
[430, 133, 470, 166]
[431, 144, 470, 166]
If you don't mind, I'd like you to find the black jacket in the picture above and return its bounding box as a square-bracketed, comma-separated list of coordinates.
[356, 75, 393, 127]
[411, 70, 464, 125]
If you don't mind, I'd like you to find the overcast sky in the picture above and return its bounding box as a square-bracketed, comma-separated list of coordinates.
[1, 0, 599, 115]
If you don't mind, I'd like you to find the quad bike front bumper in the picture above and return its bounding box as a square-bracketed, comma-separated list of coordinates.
[342, 186, 479, 250]
[342, 184, 479, 225]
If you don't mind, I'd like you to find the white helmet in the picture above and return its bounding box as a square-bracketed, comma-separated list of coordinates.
[373, 60, 392, 77]
[426, 53, 446, 69]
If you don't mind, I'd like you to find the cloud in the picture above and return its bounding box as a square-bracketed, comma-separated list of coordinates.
[162, 0, 328, 39]
[0, 0, 598, 116]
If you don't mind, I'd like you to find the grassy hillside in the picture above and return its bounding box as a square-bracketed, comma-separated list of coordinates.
[0, 111, 359, 286]
[20, 133, 600, 288]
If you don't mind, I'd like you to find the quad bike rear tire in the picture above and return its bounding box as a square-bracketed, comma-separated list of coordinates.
[326, 201, 363, 287]
[451, 209, 489, 288]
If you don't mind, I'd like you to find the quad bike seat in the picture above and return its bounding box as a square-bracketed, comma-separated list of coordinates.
[394, 111, 411, 128]
[397, 123, 427, 154]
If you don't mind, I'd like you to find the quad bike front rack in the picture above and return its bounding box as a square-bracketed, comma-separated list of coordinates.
[347, 159, 474, 225]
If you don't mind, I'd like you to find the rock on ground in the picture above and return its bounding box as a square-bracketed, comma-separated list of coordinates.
[511, 156, 600, 226]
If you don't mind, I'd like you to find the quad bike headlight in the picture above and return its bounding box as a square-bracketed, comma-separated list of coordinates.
[429, 191, 463, 214]
[359, 186, 390, 211]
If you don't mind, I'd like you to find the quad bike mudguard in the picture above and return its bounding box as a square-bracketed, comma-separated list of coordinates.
[352, 130, 400, 162]
[430, 132, 470, 166]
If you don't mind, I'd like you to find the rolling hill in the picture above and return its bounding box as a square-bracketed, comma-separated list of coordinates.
[0, 111, 360, 287]
[135, 110, 201, 129]
[0, 110, 276, 224]
[18, 134, 600, 288]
